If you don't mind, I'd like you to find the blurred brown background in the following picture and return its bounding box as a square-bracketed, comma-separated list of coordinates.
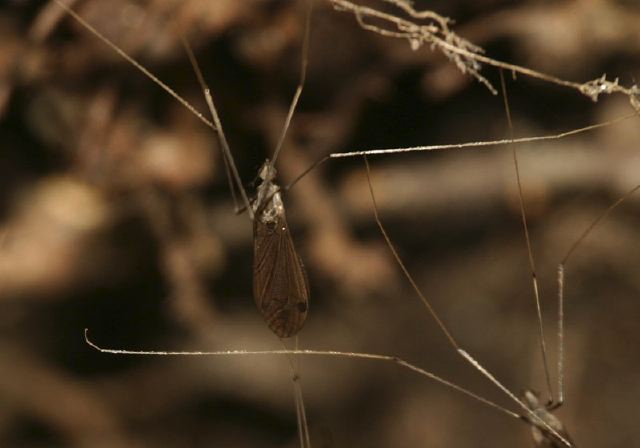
[1, 0, 639, 447]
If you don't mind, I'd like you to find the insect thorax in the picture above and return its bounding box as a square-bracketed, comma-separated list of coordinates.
[253, 161, 284, 225]
[523, 390, 574, 448]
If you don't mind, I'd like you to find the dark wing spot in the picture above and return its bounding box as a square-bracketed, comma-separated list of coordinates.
[266, 221, 276, 232]
[296, 302, 308, 313]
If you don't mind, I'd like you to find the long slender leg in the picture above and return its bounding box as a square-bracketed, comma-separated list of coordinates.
[180, 37, 254, 219]
[83, 328, 520, 421]
[53, 0, 254, 218]
[551, 183, 640, 410]
[181, 3, 315, 445]
[273, 4, 315, 445]
[361, 155, 573, 447]
[269, 0, 313, 170]
[499, 70, 555, 404]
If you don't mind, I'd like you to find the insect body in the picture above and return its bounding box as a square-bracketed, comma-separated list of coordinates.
[252, 160, 309, 338]
[523, 390, 576, 448]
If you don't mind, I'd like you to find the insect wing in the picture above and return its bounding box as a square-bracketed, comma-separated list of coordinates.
[253, 216, 309, 338]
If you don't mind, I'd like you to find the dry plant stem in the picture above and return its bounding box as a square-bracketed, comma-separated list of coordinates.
[332, 0, 495, 92]
[330, 0, 640, 103]
[499, 70, 554, 404]
[361, 156, 572, 447]
[269, 0, 313, 170]
[380, 0, 449, 23]
[83, 329, 519, 420]
[554, 183, 640, 408]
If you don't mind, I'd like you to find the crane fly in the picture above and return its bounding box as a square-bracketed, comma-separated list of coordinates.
[51, 1, 314, 444]
[49, 0, 312, 338]
[176, 0, 313, 340]
[252, 159, 310, 338]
